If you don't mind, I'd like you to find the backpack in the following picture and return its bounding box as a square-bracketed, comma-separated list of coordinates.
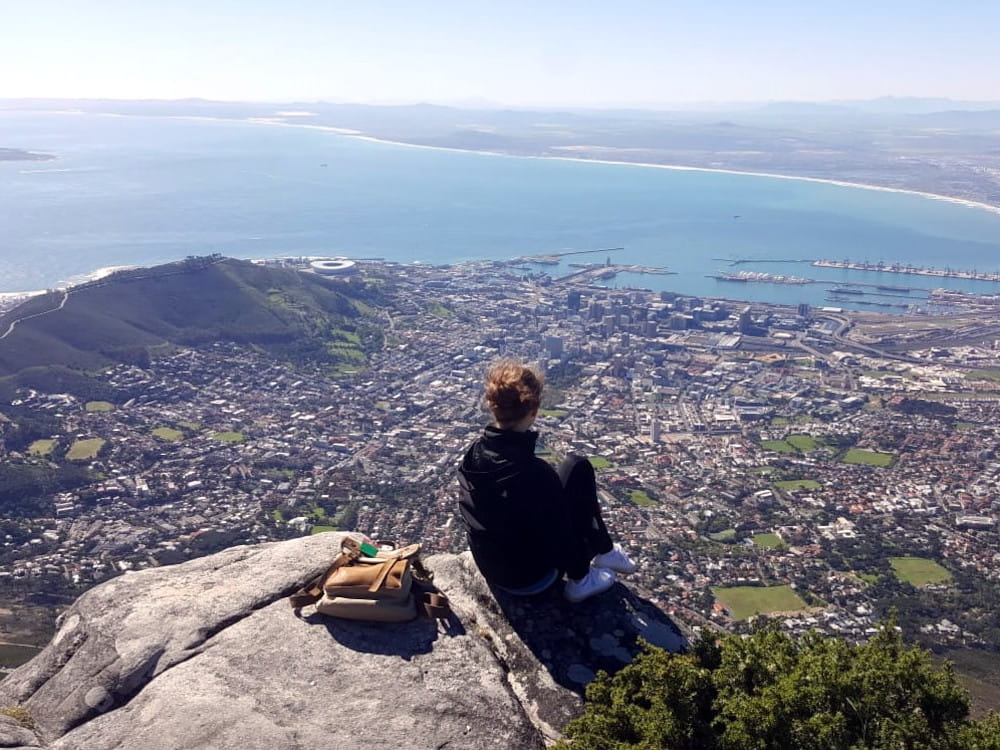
[289, 537, 450, 623]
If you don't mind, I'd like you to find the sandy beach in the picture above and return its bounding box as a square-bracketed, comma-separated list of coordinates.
[346, 132, 1000, 217]
[0, 290, 45, 302]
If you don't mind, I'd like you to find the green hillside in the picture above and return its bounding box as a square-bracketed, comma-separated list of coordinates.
[0, 256, 382, 389]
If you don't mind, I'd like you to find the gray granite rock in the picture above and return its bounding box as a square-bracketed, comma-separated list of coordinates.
[0, 533, 686, 749]
[0, 714, 42, 748]
[429, 552, 687, 743]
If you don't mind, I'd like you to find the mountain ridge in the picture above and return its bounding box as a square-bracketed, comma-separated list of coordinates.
[0, 256, 380, 394]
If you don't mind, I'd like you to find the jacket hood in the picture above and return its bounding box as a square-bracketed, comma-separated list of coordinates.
[460, 426, 539, 478]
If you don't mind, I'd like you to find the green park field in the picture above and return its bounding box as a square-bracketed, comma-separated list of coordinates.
[786, 434, 822, 451]
[761, 434, 824, 454]
[152, 427, 185, 442]
[709, 529, 737, 542]
[588, 456, 613, 470]
[889, 556, 952, 586]
[539, 408, 568, 418]
[85, 401, 114, 412]
[752, 533, 786, 549]
[842, 448, 895, 467]
[773, 479, 821, 492]
[212, 431, 246, 443]
[629, 489, 655, 508]
[66, 438, 105, 461]
[760, 439, 797, 454]
[713, 585, 809, 620]
[28, 439, 56, 457]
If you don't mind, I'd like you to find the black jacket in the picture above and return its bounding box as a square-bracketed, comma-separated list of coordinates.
[457, 426, 564, 589]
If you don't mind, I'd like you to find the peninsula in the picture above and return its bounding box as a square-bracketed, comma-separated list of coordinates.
[0, 148, 54, 162]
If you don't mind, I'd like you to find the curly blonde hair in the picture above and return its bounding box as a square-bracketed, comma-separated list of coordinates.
[484, 359, 544, 427]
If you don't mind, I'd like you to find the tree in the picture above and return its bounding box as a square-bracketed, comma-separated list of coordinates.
[556, 621, 1000, 749]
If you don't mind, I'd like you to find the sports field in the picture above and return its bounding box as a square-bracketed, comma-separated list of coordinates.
[66, 438, 105, 461]
[889, 556, 951, 586]
[760, 439, 797, 454]
[28, 439, 56, 456]
[842, 448, 894, 467]
[761, 434, 824, 454]
[786, 434, 822, 451]
[773, 479, 821, 491]
[712, 584, 808, 620]
[539, 408, 568, 418]
[709, 529, 737, 542]
[212, 431, 246, 443]
[752, 533, 786, 549]
[629, 489, 655, 507]
[152, 427, 184, 441]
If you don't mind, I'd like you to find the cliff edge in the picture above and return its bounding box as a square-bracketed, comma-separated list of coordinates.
[0, 533, 685, 749]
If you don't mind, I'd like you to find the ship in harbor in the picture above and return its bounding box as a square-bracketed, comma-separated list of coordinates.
[710, 270, 811, 284]
[829, 286, 864, 295]
[876, 284, 913, 293]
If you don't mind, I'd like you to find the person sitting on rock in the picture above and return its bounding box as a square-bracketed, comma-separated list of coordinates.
[457, 359, 635, 603]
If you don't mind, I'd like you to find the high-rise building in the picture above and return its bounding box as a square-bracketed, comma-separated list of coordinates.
[650, 418, 661, 443]
[668, 314, 688, 330]
[545, 335, 564, 358]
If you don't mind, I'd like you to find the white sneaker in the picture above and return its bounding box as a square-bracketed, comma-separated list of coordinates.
[592, 543, 637, 574]
[564, 567, 616, 603]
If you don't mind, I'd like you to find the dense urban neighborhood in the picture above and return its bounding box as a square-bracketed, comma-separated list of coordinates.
[2, 258, 1000, 687]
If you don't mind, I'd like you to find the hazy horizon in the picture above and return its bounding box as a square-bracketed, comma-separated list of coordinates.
[3, 1, 998, 108]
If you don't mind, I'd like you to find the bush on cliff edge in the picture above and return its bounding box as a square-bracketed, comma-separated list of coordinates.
[557, 621, 1000, 749]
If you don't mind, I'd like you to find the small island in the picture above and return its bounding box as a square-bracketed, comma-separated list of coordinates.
[0, 147, 55, 162]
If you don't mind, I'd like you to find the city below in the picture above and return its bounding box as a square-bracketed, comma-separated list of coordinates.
[1, 256, 999, 705]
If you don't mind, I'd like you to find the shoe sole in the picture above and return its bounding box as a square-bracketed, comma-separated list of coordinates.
[564, 579, 616, 603]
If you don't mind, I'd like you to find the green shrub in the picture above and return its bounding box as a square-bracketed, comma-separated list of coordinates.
[557, 621, 996, 749]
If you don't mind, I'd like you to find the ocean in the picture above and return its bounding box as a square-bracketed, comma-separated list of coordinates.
[3, 110, 1000, 310]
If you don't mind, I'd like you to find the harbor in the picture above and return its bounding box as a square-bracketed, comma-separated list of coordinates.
[557, 263, 676, 284]
[813, 259, 1000, 283]
[511, 246, 626, 265]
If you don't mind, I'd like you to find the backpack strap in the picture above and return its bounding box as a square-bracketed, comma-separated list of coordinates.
[417, 590, 451, 620]
[410, 557, 453, 621]
[289, 539, 362, 610]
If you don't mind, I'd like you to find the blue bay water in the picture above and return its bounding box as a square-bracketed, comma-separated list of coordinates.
[2, 111, 1000, 309]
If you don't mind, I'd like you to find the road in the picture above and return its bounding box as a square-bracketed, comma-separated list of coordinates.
[0, 290, 70, 340]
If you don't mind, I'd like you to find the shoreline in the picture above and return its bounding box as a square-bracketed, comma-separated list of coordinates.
[348, 134, 1000, 217]
[3, 110, 1000, 299]
[11, 108, 1000, 216]
[0, 266, 134, 299]
[244, 115, 1000, 217]
[59, 264, 136, 288]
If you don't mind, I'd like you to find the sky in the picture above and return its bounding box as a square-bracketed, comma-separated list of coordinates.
[2, 0, 999, 107]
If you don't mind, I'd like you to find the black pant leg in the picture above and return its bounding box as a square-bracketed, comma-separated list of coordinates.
[556, 455, 614, 578]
